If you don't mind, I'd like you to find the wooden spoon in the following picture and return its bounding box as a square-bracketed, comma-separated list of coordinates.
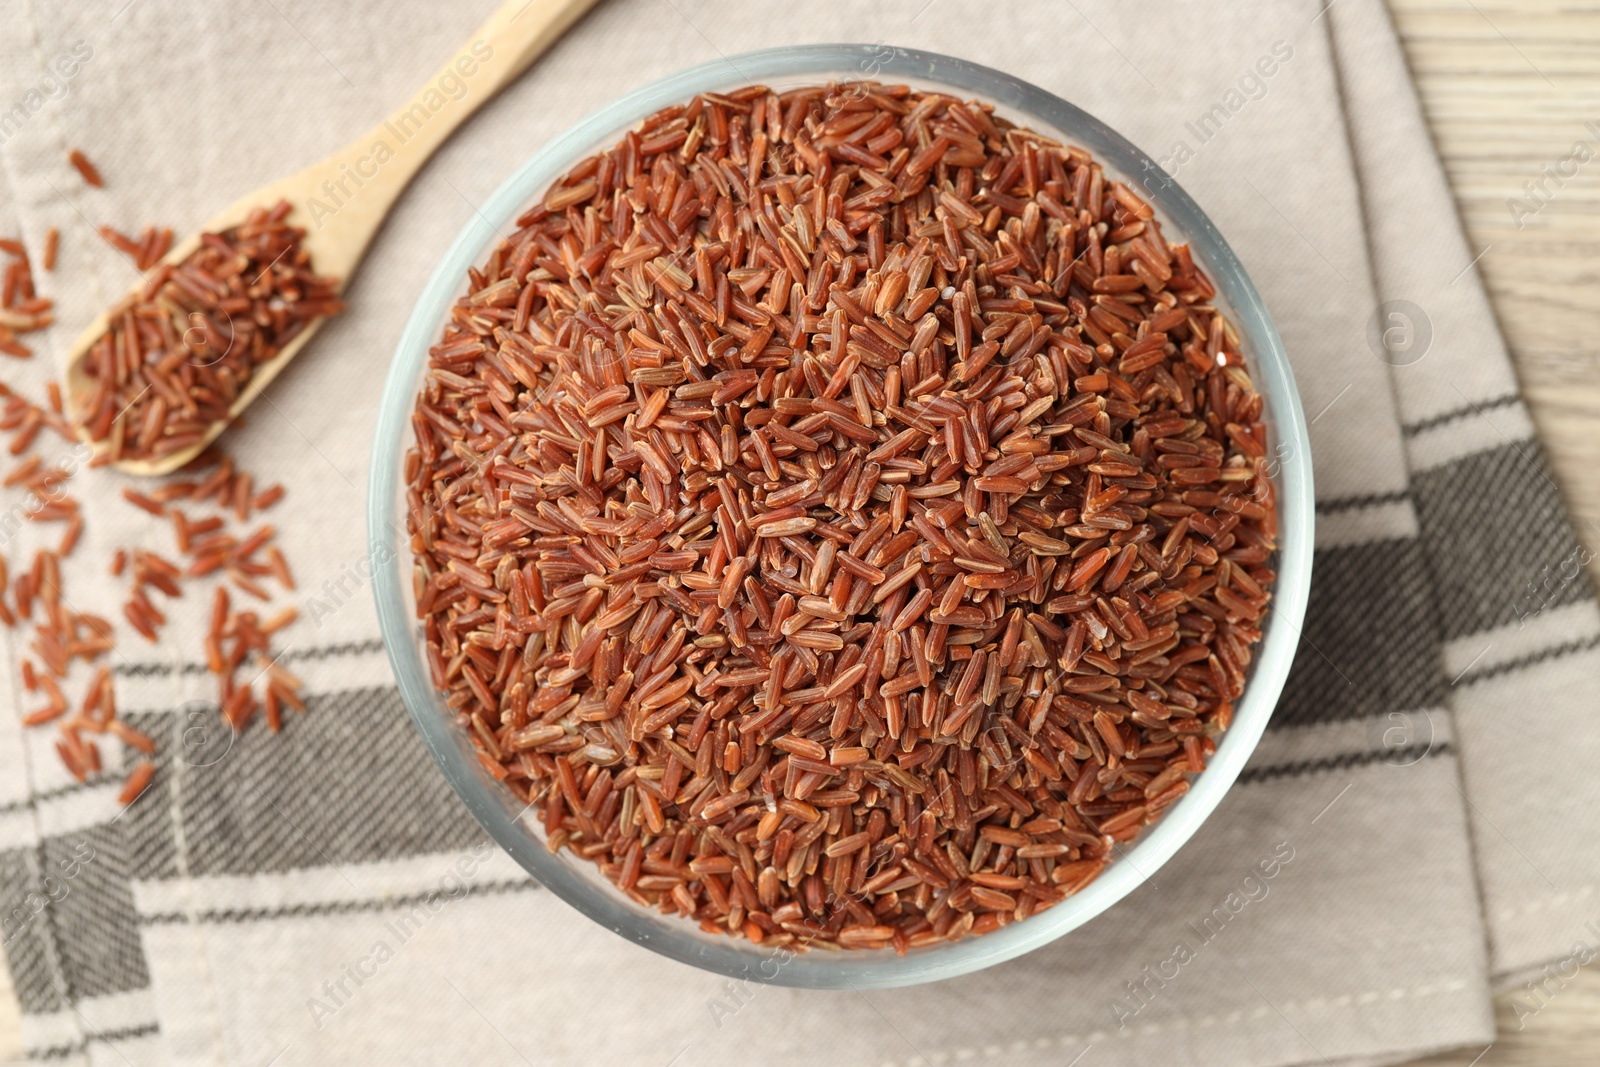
[65, 0, 599, 476]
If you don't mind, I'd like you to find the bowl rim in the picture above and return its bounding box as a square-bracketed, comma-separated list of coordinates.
[368, 41, 1315, 989]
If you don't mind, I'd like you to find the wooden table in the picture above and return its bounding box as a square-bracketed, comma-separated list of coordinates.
[1391, 0, 1600, 1062]
[2, 0, 1596, 1062]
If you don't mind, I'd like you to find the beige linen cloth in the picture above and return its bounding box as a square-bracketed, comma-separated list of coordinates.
[1, 0, 1597, 1064]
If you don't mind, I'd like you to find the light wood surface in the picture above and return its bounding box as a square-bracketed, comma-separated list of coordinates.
[2, 0, 1597, 1062]
[1391, 0, 1600, 1060]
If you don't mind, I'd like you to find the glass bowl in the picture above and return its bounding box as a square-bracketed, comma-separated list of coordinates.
[369, 43, 1314, 990]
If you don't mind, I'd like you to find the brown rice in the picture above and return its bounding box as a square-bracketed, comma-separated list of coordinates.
[67, 149, 103, 189]
[406, 81, 1277, 951]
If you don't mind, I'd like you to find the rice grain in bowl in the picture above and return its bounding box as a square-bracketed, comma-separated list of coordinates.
[371, 44, 1313, 988]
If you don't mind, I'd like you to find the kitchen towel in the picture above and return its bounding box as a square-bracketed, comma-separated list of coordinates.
[0, 0, 1594, 1064]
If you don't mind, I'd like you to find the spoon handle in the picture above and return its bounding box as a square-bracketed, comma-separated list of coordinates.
[288, 0, 602, 281]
